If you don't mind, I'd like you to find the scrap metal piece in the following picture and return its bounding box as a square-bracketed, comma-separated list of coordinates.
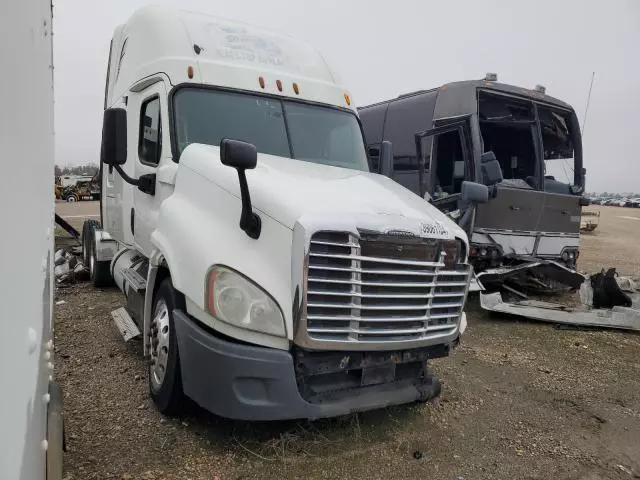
[580, 210, 600, 233]
[476, 259, 586, 294]
[480, 291, 640, 331]
[111, 307, 141, 341]
[468, 272, 485, 292]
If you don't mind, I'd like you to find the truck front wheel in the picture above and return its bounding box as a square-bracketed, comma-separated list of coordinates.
[149, 278, 185, 415]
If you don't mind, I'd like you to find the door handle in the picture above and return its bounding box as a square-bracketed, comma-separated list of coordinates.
[510, 206, 521, 211]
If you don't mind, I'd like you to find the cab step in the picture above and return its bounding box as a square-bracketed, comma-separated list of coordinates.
[111, 307, 141, 341]
[122, 267, 147, 292]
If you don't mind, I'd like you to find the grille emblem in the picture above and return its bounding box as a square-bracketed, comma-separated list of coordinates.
[386, 229, 415, 237]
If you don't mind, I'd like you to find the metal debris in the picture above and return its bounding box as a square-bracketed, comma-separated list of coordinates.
[580, 210, 600, 233]
[480, 275, 640, 331]
[476, 259, 586, 295]
[54, 248, 89, 284]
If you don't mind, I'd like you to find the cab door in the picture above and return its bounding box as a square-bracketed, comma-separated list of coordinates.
[131, 80, 174, 257]
[414, 119, 474, 218]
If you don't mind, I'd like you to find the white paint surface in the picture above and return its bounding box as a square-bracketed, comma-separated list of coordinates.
[0, 0, 54, 478]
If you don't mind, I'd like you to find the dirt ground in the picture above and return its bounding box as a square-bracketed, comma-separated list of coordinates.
[55, 203, 640, 480]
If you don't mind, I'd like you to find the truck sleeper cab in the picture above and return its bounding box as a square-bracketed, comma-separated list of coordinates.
[359, 76, 585, 272]
[87, 6, 477, 420]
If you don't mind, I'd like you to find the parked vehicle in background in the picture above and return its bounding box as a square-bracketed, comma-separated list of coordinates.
[1, 0, 64, 478]
[359, 74, 586, 275]
[58, 175, 95, 188]
[62, 180, 100, 202]
[83, 6, 488, 421]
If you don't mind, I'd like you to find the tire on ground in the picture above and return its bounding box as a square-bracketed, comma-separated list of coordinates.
[148, 278, 185, 415]
[82, 219, 101, 267]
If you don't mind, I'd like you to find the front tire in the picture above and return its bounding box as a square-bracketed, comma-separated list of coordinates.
[149, 278, 185, 415]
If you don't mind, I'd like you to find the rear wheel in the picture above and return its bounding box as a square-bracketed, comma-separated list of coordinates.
[82, 219, 101, 266]
[84, 221, 112, 287]
[65, 194, 78, 202]
[149, 278, 184, 415]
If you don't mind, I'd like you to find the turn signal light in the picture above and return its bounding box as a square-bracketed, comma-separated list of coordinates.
[187, 66, 194, 79]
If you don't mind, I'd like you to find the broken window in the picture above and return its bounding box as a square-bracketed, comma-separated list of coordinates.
[418, 125, 468, 202]
[478, 92, 537, 188]
[538, 107, 575, 189]
[433, 130, 465, 196]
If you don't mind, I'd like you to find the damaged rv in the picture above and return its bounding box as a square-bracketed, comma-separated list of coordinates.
[359, 74, 587, 294]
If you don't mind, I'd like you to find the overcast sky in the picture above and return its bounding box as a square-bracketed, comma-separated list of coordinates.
[53, 0, 640, 193]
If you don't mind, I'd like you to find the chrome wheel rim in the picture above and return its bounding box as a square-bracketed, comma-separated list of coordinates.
[149, 299, 170, 392]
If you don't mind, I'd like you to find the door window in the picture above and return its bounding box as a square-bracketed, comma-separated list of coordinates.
[419, 127, 466, 200]
[139, 97, 161, 165]
[433, 130, 465, 197]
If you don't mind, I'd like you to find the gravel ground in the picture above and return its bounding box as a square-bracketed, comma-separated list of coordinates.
[55, 205, 640, 480]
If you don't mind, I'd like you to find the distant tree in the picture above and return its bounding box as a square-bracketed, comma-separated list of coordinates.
[56, 163, 99, 176]
[54, 164, 62, 177]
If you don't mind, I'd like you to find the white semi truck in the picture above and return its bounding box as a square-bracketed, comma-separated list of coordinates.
[1, 0, 64, 478]
[85, 6, 488, 420]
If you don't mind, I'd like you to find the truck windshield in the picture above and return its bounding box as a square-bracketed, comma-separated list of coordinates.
[173, 88, 369, 172]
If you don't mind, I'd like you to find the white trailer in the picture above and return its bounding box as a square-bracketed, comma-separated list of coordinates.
[0, 0, 64, 478]
[85, 6, 489, 420]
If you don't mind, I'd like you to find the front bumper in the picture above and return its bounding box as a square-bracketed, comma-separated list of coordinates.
[173, 309, 450, 421]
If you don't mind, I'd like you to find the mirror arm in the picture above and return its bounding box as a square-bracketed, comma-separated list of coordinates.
[113, 164, 139, 186]
[236, 169, 261, 239]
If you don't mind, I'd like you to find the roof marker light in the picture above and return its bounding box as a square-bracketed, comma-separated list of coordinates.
[485, 72, 498, 82]
[187, 66, 194, 79]
[293, 82, 300, 95]
[534, 84, 546, 94]
[276, 80, 283, 92]
[344, 93, 351, 105]
[259, 76, 265, 89]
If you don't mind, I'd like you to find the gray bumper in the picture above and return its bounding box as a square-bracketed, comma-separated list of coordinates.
[173, 309, 442, 421]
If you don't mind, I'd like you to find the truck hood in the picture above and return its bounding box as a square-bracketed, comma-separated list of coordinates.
[178, 144, 465, 239]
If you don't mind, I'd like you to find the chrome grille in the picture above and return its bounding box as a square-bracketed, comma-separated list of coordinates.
[305, 231, 470, 344]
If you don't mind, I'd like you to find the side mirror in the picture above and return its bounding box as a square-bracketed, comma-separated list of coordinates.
[461, 181, 489, 205]
[220, 139, 261, 239]
[480, 151, 503, 186]
[100, 108, 127, 166]
[220, 138, 258, 170]
[380, 141, 394, 178]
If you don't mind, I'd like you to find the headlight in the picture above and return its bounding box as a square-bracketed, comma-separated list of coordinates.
[443, 238, 467, 268]
[206, 266, 286, 337]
